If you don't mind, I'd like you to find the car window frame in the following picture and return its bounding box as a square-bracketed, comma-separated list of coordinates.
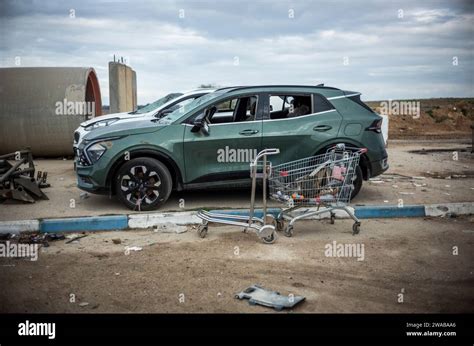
[262, 92, 335, 120]
[152, 93, 206, 118]
[182, 92, 266, 125]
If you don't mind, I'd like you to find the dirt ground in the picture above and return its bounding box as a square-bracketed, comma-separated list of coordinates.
[1, 217, 473, 313]
[0, 140, 473, 221]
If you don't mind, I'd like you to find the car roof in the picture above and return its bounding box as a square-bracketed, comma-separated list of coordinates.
[214, 84, 350, 98]
[216, 84, 339, 91]
[181, 88, 216, 96]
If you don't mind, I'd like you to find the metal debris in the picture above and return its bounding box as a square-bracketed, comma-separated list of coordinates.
[80, 192, 90, 200]
[65, 234, 88, 244]
[0, 150, 50, 203]
[235, 284, 305, 311]
[45, 234, 66, 241]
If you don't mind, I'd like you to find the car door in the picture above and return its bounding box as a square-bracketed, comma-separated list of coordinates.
[182, 94, 263, 185]
[261, 93, 343, 165]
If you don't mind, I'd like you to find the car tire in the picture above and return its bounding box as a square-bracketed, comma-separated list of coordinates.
[114, 157, 172, 211]
[350, 165, 363, 200]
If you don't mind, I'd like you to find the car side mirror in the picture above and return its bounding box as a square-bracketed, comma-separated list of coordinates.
[156, 108, 173, 118]
[191, 106, 216, 135]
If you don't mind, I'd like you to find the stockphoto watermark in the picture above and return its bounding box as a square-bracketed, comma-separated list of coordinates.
[217, 146, 258, 163]
[379, 99, 420, 119]
[18, 320, 55, 339]
[55, 99, 96, 118]
[324, 240, 365, 261]
[0, 241, 39, 261]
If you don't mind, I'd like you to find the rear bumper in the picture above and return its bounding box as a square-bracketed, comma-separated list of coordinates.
[370, 156, 389, 178]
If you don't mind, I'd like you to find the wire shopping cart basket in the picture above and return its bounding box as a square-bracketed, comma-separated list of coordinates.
[196, 148, 280, 244]
[269, 144, 366, 237]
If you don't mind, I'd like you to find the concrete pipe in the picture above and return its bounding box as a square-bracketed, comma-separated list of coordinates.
[0, 67, 102, 157]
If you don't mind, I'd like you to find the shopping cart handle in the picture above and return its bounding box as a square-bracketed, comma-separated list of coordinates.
[251, 148, 280, 165]
[261, 148, 280, 156]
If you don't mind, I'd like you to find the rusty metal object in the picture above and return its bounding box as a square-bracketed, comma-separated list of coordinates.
[0, 150, 50, 203]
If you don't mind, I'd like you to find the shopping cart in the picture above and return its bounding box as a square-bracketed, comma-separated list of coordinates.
[196, 148, 280, 244]
[269, 144, 366, 237]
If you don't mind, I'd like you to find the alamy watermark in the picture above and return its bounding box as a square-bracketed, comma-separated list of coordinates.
[55, 99, 96, 119]
[18, 320, 55, 339]
[380, 99, 420, 119]
[217, 146, 257, 163]
[0, 241, 38, 261]
[324, 240, 365, 261]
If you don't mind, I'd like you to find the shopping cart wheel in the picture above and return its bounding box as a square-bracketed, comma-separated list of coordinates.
[284, 225, 294, 237]
[197, 224, 208, 238]
[330, 213, 336, 225]
[352, 222, 361, 235]
[276, 219, 285, 232]
[262, 230, 277, 244]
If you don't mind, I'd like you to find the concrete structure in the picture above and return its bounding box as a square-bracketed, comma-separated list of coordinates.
[108, 61, 137, 114]
[0, 67, 102, 157]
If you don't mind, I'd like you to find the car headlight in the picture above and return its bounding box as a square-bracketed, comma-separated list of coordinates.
[85, 118, 119, 131]
[86, 142, 108, 163]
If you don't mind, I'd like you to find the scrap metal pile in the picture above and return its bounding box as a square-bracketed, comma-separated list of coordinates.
[0, 150, 50, 203]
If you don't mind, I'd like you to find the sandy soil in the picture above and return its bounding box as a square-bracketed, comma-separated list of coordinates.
[1, 217, 473, 313]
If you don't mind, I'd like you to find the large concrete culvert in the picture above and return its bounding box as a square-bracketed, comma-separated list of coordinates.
[0, 67, 102, 157]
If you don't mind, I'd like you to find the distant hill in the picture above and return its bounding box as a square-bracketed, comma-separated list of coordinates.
[366, 98, 473, 139]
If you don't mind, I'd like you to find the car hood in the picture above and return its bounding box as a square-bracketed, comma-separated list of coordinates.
[82, 118, 166, 142]
[80, 110, 152, 127]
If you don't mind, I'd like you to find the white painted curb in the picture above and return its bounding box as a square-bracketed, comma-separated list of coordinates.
[128, 211, 201, 229]
[424, 202, 474, 217]
[0, 220, 40, 234]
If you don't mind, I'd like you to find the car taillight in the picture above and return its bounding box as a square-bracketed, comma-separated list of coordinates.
[366, 119, 382, 133]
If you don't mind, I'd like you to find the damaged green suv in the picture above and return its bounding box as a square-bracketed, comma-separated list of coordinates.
[76, 85, 388, 210]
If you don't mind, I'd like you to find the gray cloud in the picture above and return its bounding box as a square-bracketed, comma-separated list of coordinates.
[1, 0, 473, 103]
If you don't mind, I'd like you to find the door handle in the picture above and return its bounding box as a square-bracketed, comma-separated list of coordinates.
[313, 125, 332, 132]
[239, 129, 259, 136]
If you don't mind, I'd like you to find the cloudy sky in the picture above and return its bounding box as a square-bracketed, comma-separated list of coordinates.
[1, 0, 473, 104]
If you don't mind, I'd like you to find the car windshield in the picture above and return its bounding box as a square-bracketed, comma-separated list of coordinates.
[133, 93, 183, 114]
[157, 89, 229, 124]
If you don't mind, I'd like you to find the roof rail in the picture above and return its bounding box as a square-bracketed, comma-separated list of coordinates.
[215, 84, 341, 92]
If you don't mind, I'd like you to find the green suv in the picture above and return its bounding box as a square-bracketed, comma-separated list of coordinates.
[76, 85, 388, 210]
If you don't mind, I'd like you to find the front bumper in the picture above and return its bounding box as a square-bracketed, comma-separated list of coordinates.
[76, 166, 110, 195]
